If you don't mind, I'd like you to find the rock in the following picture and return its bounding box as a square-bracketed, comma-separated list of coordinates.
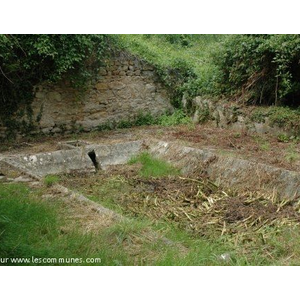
[13, 176, 32, 182]
[109, 81, 126, 90]
[41, 128, 52, 134]
[48, 91, 62, 102]
[193, 110, 200, 123]
[51, 127, 62, 134]
[39, 114, 55, 128]
[36, 91, 45, 99]
[29, 181, 41, 187]
[218, 253, 231, 263]
[145, 84, 156, 93]
[95, 83, 108, 90]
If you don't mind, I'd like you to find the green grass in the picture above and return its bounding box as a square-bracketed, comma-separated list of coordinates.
[0, 182, 229, 266]
[43, 174, 60, 187]
[96, 109, 192, 132]
[115, 34, 223, 82]
[128, 152, 180, 178]
[114, 35, 225, 103]
[0, 183, 132, 265]
[285, 143, 300, 163]
[3, 180, 300, 265]
[158, 110, 191, 126]
[253, 136, 270, 151]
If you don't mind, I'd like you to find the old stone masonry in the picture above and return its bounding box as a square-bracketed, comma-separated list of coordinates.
[29, 52, 172, 135]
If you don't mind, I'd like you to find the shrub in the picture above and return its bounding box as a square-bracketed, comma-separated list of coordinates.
[214, 34, 300, 106]
[250, 106, 300, 133]
[158, 110, 191, 126]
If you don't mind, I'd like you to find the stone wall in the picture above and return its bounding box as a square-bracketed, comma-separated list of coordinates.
[0, 52, 173, 138]
[185, 96, 292, 136]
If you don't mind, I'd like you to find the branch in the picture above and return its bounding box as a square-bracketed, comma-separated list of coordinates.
[0, 66, 14, 84]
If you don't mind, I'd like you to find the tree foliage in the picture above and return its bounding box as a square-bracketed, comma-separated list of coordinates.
[214, 34, 300, 106]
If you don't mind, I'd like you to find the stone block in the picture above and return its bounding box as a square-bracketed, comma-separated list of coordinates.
[99, 68, 107, 75]
[145, 83, 156, 93]
[48, 91, 62, 102]
[95, 83, 108, 90]
[109, 81, 126, 90]
[51, 127, 62, 133]
[36, 91, 46, 99]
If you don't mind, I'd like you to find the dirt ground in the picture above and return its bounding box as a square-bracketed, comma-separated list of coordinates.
[1, 123, 300, 172]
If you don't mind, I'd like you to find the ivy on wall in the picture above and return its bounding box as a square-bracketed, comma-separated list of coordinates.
[0, 34, 110, 137]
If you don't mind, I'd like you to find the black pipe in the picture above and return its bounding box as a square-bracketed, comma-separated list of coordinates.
[87, 150, 100, 171]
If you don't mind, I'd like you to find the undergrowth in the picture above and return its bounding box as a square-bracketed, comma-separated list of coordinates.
[60, 168, 300, 266]
[251, 106, 300, 134]
[44, 175, 60, 187]
[97, 109, 191, 131]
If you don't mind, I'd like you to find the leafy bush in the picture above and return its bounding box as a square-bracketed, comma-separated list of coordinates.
[250, 106, 300, 133]
[214, 35, 300, 106]
[158, 110, 191, 126]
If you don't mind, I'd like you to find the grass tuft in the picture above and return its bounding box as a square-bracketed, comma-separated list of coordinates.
[128, 152, 180, 178]
[44, 175, 60, 187]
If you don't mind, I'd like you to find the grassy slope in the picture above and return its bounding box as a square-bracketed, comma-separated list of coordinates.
[0, 156, 233, 266]
[116, 35, 223, 75]
[115, 34, 225, 96]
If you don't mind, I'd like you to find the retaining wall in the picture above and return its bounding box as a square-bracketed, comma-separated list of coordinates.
[0, 52, 173, 138]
